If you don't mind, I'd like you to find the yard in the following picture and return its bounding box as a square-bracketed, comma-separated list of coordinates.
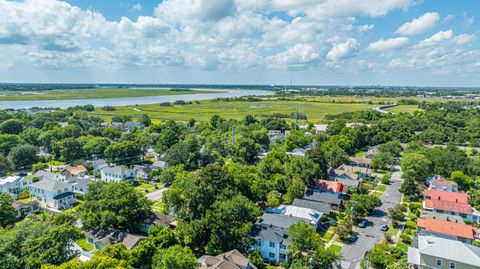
[76, 238, 94, 252]
[328, 244, 343, 255]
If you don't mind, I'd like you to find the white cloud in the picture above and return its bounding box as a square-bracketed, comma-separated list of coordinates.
[420, 30, 453, 44]
[366, 37, 409, 51]
[131, 3, 142, 11]
[463, 12, 475, 27]
[267, 44, 320, 68]
[326, 38, 359, 61]
[454, 33, 476, 45]
[396, 12, 440, 36]
[358, 24, 374, 32]
[443, 14, 454, 24]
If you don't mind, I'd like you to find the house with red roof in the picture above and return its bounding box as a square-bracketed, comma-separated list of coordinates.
[417, 218, 480, 244]
[312, 179, 348, 195]
[423, 189, 469, 204]
[423, 190, 480, 223]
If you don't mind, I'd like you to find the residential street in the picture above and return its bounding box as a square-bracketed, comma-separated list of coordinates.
[339, 166, 403, 269]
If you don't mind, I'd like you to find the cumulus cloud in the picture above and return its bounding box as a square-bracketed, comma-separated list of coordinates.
[267, 44, 320, 68]
[420, 30, 453, 44]
[396, 12, 440, 36]
[367, 37, 409, 51]
[358, 24, 374, 32]
[326, 38, 359, 61]
[463, 12, 475, 27]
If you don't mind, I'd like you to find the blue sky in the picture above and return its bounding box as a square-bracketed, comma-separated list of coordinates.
[0, 0, 479, 86]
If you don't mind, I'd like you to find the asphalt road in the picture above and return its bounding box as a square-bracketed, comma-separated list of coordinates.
[338, 166, 403, 269]
[145, 187, 168, 201]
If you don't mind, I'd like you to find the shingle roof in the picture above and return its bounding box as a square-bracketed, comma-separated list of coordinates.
[423, 189, 469, 204]
[292, 198, 331, 214]
[101, 166, 134, 175]
[200, 250, 257, 269]
[417, 218, 479, 240]
[63, 165, 87, 175]
[419, 210, 464, 224]
[424, 199, 473, 215]
[257, 213, 309, 230]
[313, 179, 348, 193]
[349, 157, 372, 165]
[30, 179, 71, 193]
[303, 191, 342, 205]
[430, 179, 458, 187]
[410, 235, 480, 267]
[336, 178, 360, 188]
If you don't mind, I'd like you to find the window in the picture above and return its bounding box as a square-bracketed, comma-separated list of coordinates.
[450, 262, 456, 269]
[269, 242, 275, 248]
[279, 254, 286, 261]
[280, 244, 286, 250]
[436, 259, 442, 266]
[269, 253, 275, 258]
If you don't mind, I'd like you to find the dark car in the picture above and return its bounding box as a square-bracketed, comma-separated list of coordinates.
[358, 220, 367, 228]
[381, 224, 389, 231]
[348, 233, 358, 242]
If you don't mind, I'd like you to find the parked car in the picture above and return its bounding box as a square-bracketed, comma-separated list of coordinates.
[358, 219, 367, 228]
[348, 233, 358, 242]
[381, 224, 389, 231]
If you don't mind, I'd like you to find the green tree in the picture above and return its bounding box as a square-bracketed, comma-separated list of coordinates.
[152, 245, 197, 269]
[400, 153, 431, 181]
[0, 119, 24, 135]
[102, 126, 122, 140]
[284, 177, 306, 204]
[0, 153, 12, 175]
[371, 151, 394, 171]
[0, 193, 17, 228]
[0, 134, 24, 155]
[104, 141, 143, 164]
[305, 147, 328, 179]
[379, 140, 402, 157]
[80, 181, 153, 231]
[450, 170, 473, 191]
[7, 144, 38, 169]
[324, 145, 349, 167]
[52, 138, 85, 163]
[336, 218, 354, 241]
[141, 114, 152, 127]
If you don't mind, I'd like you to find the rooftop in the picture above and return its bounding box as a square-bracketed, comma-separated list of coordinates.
[349, 157, 372, 165]
[417, 218, 479, 240]
[277, 205, 322, 225]
[423, 189, 469, 204]
[30, 179, 71, 193]
[303, 191, 342, 205]
[0, 176, 21, 185]
[424, 199, 473, 215]
[199, 249, 256, 269]
[312, 179, 348, 193]
[292, 198, 331, 214]
[430, 178, 458, 187]
[63, 165, 87, 175]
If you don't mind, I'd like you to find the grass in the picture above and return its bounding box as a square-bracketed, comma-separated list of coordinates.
[383, 105, 421, 113]
[152, 201, 165, 214]
[135, 183, 154, 191]
[328, 244, 343, 255]
[18, 197, 31, 203]
[376, 185, 387, 192]
[386, 224, 399, 237]
[0, 88, 216, 101]
[92, 99, 376, 123]
[373, 191, 382, 198]
[323, 231, 334, 243]
[76, 238, 94, 252]
[396, 241, 409, 252]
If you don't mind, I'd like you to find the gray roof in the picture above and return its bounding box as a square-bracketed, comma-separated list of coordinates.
[419, 210, 465, 224]
[303, 191, 342, 205]
[409, 235, 480, 266]
[336, 178, 360, 188]
[257, 213, 309, 230]
[252, 225, 289, 245]
[101, 166, 133, 175]
[30, 179, 71, 192]
[151, 161, 167, 169]
[292, 198, 331, 215]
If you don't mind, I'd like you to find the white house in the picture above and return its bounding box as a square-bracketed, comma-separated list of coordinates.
[276, 205, 322, 229]
[29, 179, 76, 210]
[33, 170, 67, 182]
[100, 166, 135, 183]
[0, 176, 32, 199]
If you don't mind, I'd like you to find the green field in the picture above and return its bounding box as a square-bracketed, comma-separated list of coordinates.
[0, 88, 216, 101]
[92, 100, 375, 123]
[383, 105, 421, 113]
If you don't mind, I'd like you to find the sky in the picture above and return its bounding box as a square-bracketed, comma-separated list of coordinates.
[0, 0, 479, 86]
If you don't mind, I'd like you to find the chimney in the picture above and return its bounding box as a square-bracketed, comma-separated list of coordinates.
[456, 199, 458, 203]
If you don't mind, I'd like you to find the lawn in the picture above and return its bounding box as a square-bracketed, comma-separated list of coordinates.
[0, 88, 216, 101]
[76, 238, 94, 252]
[152, 201, 165, 214]
[18, 197, 31, 203]
[373, 191, 382, 198]
[386, 224, 399, 237]
[91, 99, 375, 123]
[328, 244, 343, 255]
[135, 183, 154, 192]
[323, 231, 334, 243]
[376, 185, 387, 192]
[383, 105, 421, 113]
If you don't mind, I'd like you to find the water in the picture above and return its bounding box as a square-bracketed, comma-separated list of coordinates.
[0, 89, 273, 109]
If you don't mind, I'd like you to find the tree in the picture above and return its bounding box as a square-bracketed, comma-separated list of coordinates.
[388, 204, 405, 228]
[305, 147, 328, 179]
[371, 151, 393, 171]
[104, 141, 143, 164]
[324, 145, 349, 167]
[141, 114, 152, 127]
[400, 153, 431, 181]
[285, 130, 310, 150]
[346, 194, 382, 221]
[368, 243, 403, 268]
[0, 153, 12, 175]
[400, 177, 418, 197]
[336, 218, 354, 241]
[155, 129, 179, 153]
[80, 181, 153, 231]
[379, 140, 402, 157]
[284, 177, 306, 204]
[102, 126, 122, 140]
[0, 193, 17, 228]
[52, 138, 85, 163]
[266, 191, 282, 207]
[152, 245, 197, 269]
[7, 144, 38, 169]
[0, 119, 24, 134]
[450, 170, 473, 191]
[0, 134, 24, 155]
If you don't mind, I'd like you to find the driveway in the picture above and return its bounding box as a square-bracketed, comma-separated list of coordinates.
[145, 187, 168, 201]
[339, 166, 403, 269]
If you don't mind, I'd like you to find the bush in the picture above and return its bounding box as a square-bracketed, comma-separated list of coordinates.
[160, 102, 172, 106]
[400, 234, 411, 244]
[101, 106, 116, 111]
[408, 213, 417, 221]
[381, 175, 390, 185]
[408, 202, 422, 213]
[405, 220, 416, 229]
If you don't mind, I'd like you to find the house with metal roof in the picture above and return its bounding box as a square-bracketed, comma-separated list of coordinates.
[408, 235, 480, 269]
[29, 179, 76, 210]
[302, 190, 343, 210]
[429, 178, 458, 192]
[291, 198, 331, 215]
[100, 166, 135, 183]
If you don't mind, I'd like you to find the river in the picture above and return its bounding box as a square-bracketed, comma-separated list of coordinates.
[0, 89, 273, 109]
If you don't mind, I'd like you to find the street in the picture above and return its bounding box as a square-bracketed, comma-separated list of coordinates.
[339, 166, 403, 269]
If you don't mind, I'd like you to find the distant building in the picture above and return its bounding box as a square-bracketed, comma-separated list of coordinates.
[140, 213, 176, 233]
[85, 229, 146, 250]
[124, 121, 143, 133]
[132, 165, 152, 180]
[199, 249, 257, 269]
[349, 157, 372, 168]
[0, 176, 32, 199]
[33, 170, 67, 182]
[408, 235, 480, 269]
[12, 200, 40, 218]
[151, 161, 167, 170]
[61, 165, 87, 180]
[100, 166, 135, 183]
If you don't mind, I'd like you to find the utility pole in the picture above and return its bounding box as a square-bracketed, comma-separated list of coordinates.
[295, 104, 298, 129]
[92, 154, 98, 180]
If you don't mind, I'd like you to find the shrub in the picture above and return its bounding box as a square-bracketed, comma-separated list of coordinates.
[408, 213, 417, 221]
[405, 220, 416, 229]
[400, 234, 411, 244]
[160, 102, 172, 106]
[381, 175, 390, 185]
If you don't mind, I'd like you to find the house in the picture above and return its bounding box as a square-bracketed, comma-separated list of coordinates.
[311, 179, 348, 195]
[303, 190, 343, 211]
[251, 213, 309, 263]
[337, 164, 371, 179]
[291, 198, 331, 215]
[124, 121, 143, 132]
[199, 249, 257, 269]
[140, 213, 176, 233]
[429, 178, 459, 192]
[33, 170, 67, 182]
[364, 146, 379, 159]
[328, 167, 359, 181]
[0, 176, 32, 199]
[100, 166, 135, 183]
[335, 178, 361, 190]
[276, 204, 323, 229]
[423, 189, 469, 204]
[151, 161, 167, 170]
[423, 199, 480, 223]
[61, 165, 87, 180]
[267, 130, 286, 142]
[419, 210, 464, 224]
[71, 177, 93, 194]
[29, 179, 76, 210]
[12, 200, 40, 218]
[416, 218, 480, 244]
[408, 235, 480, 269]
[85, 229, 146, 250]
[132, 165, 152, 180]
[349, 157, 372, 168]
